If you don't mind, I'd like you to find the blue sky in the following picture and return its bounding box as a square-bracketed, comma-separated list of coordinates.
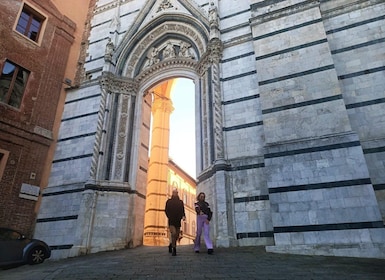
[169, 78, 196, 178]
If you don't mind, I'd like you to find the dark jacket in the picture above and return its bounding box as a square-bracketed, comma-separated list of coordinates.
[195, 201, 213, 221]
[165, 196, 185, 227]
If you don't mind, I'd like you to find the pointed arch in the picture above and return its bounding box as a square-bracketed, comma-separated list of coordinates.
[114, 13, 209, 79]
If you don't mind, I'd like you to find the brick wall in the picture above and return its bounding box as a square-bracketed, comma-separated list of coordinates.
[0, 0, 75, 236]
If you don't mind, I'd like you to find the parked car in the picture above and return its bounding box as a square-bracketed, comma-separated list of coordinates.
[0, 228, 51, 267]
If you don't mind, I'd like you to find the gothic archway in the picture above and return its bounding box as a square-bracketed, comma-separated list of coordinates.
[33, 2, 236, 260]
[89, 3, 234, 247]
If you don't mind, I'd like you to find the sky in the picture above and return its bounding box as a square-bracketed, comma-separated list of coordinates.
[169, 78, 196, 178]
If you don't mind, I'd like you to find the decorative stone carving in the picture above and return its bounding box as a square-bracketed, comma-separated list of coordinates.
[145, 47, 160, 68]
[209, 2, 220, 40]
[104, 38, 115, 62]
[116, 153, 124, 160]
[124, 22, 205, 77]
[157, 0, 174, 12]
[201, 79, 209, 167]
[94, 0, 120, 15]
[109, 0, 121, 30]
[162, 41, 176, 59]
[211, 62, 225, 159]
[90, 77, 109, 179]
[196, 38, 223, 76]
[100, 72, 138, 95]
[209, 2, 218, 27]
[208, 38, 223, 64]
[143, 40, 195, 70]
[114, 92, 131, 180]
[136, 58, 197, 84]
[89, 73, 139, 179]
[179, 41, 194, 59]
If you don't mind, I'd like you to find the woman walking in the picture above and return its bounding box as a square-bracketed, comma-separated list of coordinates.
[194, 192, 214, 254]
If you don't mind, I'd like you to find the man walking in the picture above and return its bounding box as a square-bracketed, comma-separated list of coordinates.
[165, 188, 186, 256]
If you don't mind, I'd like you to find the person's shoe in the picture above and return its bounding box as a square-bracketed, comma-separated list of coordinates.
[168, 244, 172, 253]
[208, 249, 214, 255]
[195, 250, 200, 253]
[172, 247, 177, 256]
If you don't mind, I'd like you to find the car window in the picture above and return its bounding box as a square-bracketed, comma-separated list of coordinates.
[0, 229, 22, 241]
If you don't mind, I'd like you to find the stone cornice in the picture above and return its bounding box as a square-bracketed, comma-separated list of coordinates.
[99, 72, 138, 95]
[320, 0, 384, 19]
[94, 0, 119, 15]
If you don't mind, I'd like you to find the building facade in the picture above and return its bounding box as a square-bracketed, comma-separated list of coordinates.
[34, 0, 385, 259]
[0, 0, 77, 236]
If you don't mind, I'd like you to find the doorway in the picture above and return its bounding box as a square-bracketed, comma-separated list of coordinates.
[143, 77, 197, 246]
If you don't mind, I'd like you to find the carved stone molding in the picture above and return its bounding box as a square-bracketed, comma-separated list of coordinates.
[208, 38, 223, 64]
[94, 0, 120, 15]
[211, 62, 224, 160]
[142, 40, 195, 70]
[157, 0, 174, 12]
[125, 22, 205, 77]
[135, 58, 197, 84]
[89, 72, 138, 179]
[99, 72, 138, 95]
[196, 38, 223, 76]
[90, 75, 109, 179]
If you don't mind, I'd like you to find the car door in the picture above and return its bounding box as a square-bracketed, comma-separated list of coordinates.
[0, 228, 25, 264]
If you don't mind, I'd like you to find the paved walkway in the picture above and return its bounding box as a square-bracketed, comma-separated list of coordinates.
[1, 245, 385, 279]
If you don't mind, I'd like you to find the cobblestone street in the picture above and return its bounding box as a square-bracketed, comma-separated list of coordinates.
[1, 245, 385, 279]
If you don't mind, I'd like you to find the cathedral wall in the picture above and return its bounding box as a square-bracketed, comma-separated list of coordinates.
[34, 0, 385, 259]
[218, 2, 272, 247]
[220, 5, 263, 160]
[321, 0, 385, 221]
[34, 82, 102, 259]
[249, 0, 385, 258]
[47, 84, 100, 187]
[231, 165, 273, 246]
[83, 191, 134, 253]
[34, 190, 82, 259]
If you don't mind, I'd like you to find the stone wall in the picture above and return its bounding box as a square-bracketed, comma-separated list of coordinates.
[35, 0, 385, 259]
[321, 0, 385, 221]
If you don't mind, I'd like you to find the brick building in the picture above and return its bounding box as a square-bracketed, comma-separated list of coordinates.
[0, 0, 77, 236]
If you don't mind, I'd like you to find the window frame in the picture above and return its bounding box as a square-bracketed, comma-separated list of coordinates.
[0, 60, 30, 109]
[0, 149, 9, 182]
[14, 2, 47, 44]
